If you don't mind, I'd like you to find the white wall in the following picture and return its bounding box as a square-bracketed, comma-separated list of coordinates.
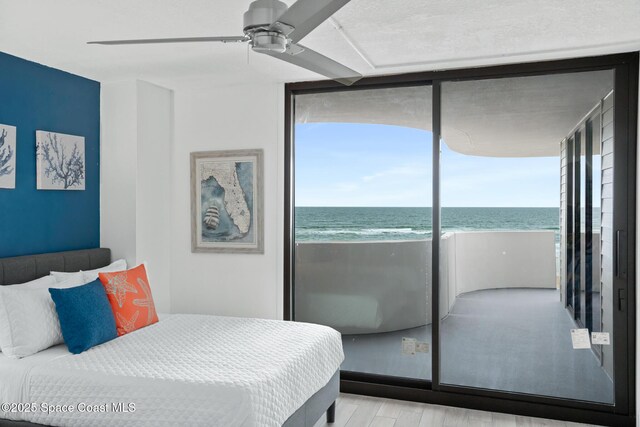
[295, 240, 430, 334]
[101, 81, 137, 266]
[451, 231, 557, 294]
[100, 80, 173, 313]
[166, 79, 284, 319]
[102, 76, 284, 320]
[136, 81, 173, 313]
[293, 231, 557, 334]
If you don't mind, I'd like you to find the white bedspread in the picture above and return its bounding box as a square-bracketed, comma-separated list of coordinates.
[0, 345, 70, 421]
[3, 314, 344, 427]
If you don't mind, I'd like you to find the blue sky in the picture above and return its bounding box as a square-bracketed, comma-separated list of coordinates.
[295, 123, 575, 208]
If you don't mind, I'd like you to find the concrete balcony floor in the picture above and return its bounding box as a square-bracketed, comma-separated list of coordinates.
[341, 288, 613, 404]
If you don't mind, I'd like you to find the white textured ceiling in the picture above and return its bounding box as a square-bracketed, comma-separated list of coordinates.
[296, 70, 613, 157]
[0, 0, 638, 83]
[440, 71, 613, 156]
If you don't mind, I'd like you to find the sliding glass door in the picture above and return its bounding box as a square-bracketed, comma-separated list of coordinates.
[285, 53, 637, 424]
[438, 71, 615, 404]
[292, 85, 433, 380]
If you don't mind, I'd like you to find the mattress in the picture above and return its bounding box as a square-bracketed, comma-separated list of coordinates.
[1, 314, 344, 427]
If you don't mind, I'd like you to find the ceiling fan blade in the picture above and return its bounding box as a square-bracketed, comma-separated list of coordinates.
[87, 36, 248, 46]
[269, 0, 351, 43]
[262, 43, 362, 86]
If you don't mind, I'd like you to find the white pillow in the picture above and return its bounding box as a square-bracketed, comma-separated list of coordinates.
[83, 259, 127, 282]
[52, 272, 86, 289]
[0, 287, 64, 358]
[50, 259, 127, 283]
[0, 272, 85, 355]
[50, 270, 79, 282]
[12, 275, 57, 290]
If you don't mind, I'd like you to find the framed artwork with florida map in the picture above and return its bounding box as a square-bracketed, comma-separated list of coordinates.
[190, 149, 264, 254]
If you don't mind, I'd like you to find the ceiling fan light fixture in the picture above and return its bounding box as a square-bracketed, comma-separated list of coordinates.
[251, 31, 288, 54]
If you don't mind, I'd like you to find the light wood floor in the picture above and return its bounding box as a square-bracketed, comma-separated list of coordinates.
[313, 394, 597, 427]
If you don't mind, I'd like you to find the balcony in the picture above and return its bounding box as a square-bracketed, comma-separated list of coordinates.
[294, 231, 613, 403]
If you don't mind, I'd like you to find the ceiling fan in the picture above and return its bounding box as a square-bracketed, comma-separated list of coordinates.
[88, 0, 362, 86]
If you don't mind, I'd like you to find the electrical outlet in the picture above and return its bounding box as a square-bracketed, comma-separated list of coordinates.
[402, 337, 416, 355]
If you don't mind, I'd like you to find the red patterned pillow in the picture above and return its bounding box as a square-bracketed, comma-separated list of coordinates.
[98, 264, 158, 336]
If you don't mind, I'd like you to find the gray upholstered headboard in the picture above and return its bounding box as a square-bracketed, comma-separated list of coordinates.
[0, 248, 111, 286]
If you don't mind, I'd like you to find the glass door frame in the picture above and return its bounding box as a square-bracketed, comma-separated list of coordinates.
[284, 52, 638, 426]
[565, 115, 598, 331]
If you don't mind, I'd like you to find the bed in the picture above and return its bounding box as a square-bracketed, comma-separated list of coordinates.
[0, 249, 342, 427]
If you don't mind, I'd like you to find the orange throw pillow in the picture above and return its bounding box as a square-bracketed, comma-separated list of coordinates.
[98, 264, 158, 336]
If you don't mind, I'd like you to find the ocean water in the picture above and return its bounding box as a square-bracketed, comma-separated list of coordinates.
[295, 207, 599, 242]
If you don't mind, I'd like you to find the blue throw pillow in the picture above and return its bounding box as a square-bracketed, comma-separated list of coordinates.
[49, 279, 117, 354]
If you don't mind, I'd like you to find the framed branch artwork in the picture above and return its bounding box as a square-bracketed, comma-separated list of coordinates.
[191, 149, 264, 254]
[36, 131, 85, 191]
[0, 124, 17, 189]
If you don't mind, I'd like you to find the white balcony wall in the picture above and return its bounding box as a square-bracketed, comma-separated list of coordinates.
[295, 240, 430, 335]
[295, 231, 557, 334]
[450, 231, 557, 295]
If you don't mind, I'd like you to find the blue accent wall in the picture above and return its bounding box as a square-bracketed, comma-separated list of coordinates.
[0, 52, 100, 258]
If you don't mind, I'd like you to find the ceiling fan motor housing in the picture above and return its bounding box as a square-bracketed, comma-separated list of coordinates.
[243, 0, 288, 32]
[244, 0, 290, 53]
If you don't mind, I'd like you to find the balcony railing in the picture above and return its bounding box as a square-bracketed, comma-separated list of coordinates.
[295, 231, 557, 334]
